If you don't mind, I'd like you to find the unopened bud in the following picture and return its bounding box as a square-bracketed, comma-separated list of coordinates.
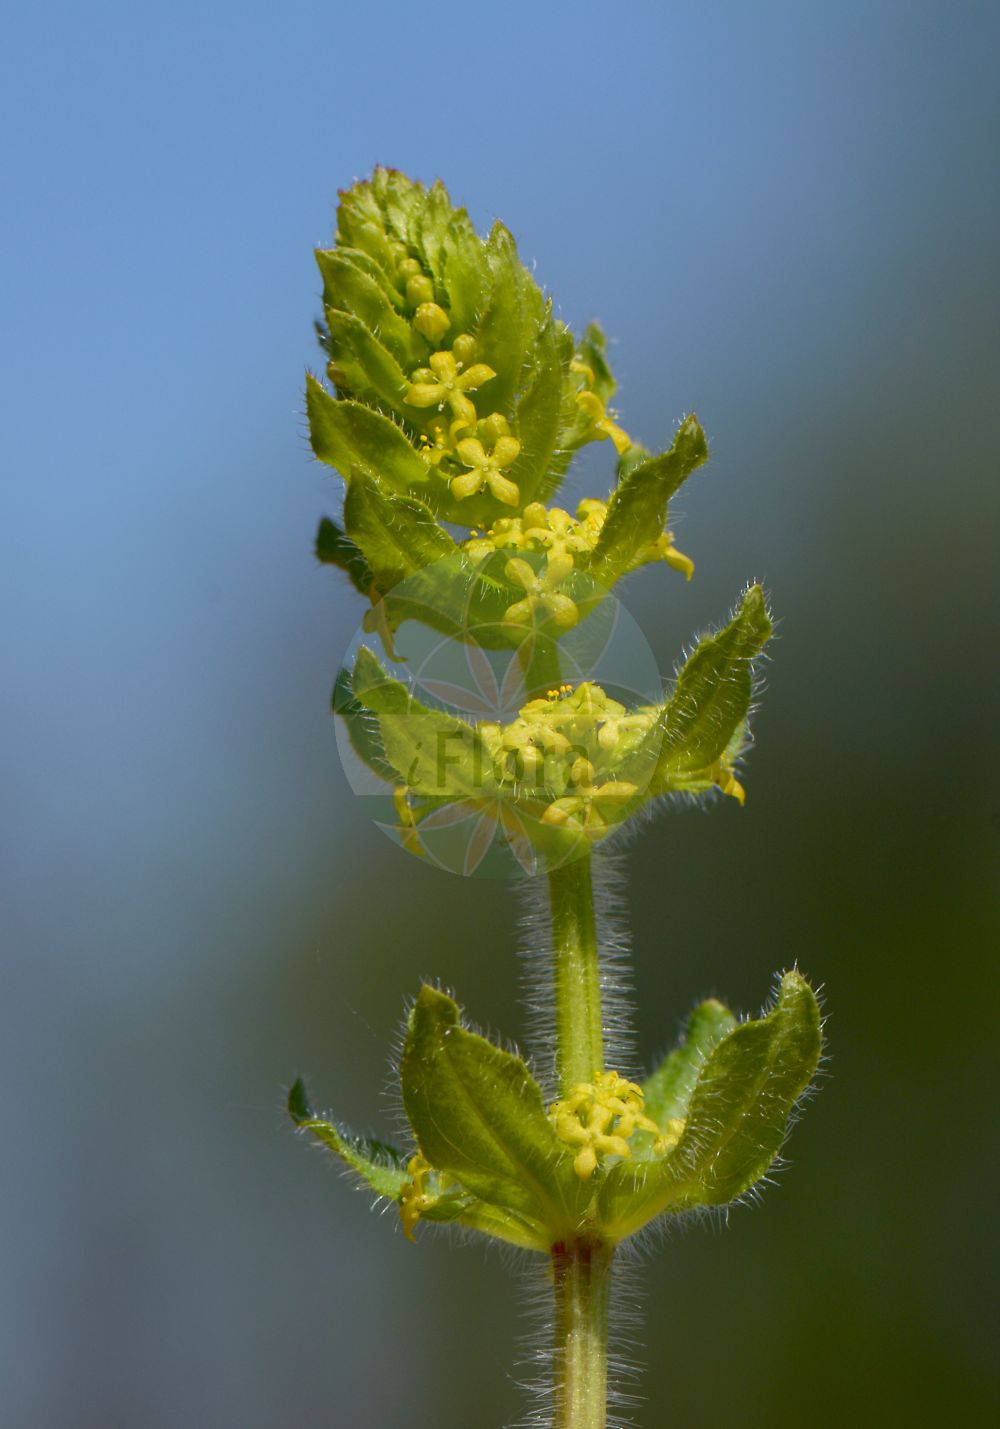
[406, 274, 435, 306]
[452, 333, 477, 367]
[413, 302, 451, 343]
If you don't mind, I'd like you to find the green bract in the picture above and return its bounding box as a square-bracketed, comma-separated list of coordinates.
[291, 973, 821, 1250]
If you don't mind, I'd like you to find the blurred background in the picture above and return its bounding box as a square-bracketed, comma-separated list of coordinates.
[3, 2, 998, 1425]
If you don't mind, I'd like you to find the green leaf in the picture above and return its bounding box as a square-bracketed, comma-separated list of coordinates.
[288, 1077, 408, 1201]
[334, 202, 398, 276]
[412, 179, 453, 279]
[306, 376, 433, 496]
[342, 472, 457, 592]
[318, 244, 404, 308]
[672, 971, 821, 1206]
[642, 999, 738, 1128]
[400, 985, 579, 1234]
[474, 223, 547, 412]
[332, 664, 395, 783]
[507, 318, 572, 505]
[653, 584, 772, 786]
[598, 972, 822, 1238]
[315, 517, 372, 596]
[419, 1189, 550, 1252]
[325, 475, 514, 643]
[372, 166, 422, 248]
[316, 249, 423, 369]
[440, 209, 490, 334]
[352, 648, 491, 798]
[575, 321, 616, 404]
[588, 416, 709, 588]
[325, 309, 411, 409]
[541, 325, 614, 484]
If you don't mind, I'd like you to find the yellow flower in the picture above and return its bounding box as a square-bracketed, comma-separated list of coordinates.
[540, 779, 639, 840]
[503, 553, 578, 628]
[575, 389, 633, 454]
[405, 348, 496, 431]
[549, 1070, 665, 1181]
[520, 502, 595, 563]
[451, 432, 522, 506]
[638, 530, 696, 582]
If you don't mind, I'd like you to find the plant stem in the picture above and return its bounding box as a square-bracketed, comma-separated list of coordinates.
[531, 617, 611, 1426]
[552, 1237, 613, 1429]
[547, 851, 611, 1426]
[548, 854, 604, 1093]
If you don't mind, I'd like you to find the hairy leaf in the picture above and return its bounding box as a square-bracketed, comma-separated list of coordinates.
[342, 472, 457, 592]
[288, 1077, 407, 1201]
[332, 664, 395, 782]
[475, 223, 547, 411]
[306, 376, 432, 496]
[575, 321, 616, 405]
[598, 972, 821, 1238]
[507, 318, 572, 505]
[419, 1189, 549, 1252]
[352, 648, 491, 798]
[316, 249, 423, 369]
[400, 985, 579, 1233]
[325, 309, 411, 409]
[588, 416, 709, 587]
[643, 999, 738, 1128]
[653, 583, 772, 786]
[412, 179, 453, 280]
[440, 209, 490, 334]
[315, 517, 372, 596]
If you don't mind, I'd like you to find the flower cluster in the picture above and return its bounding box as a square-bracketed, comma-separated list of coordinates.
[549, 1071, 674, 1181]
[465, 498, 694, 582]
[308, 168, 707, 653]
[480, 682, 657, 838]
[346, 597, 765, 872]
[292, 972, 821, 1251]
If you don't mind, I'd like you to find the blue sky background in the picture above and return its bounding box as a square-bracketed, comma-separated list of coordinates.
[3, 3, 998, 1426]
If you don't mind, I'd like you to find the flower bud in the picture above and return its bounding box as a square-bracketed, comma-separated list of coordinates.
[413, 302, 451, 343]
[406, 273, 435, 306]
[452, 333, 477, 367]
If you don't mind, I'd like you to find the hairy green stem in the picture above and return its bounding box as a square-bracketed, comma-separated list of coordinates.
[548, 851, 610, 1426]
[552, 1237, 613, 1429]
[548, 855, 604, 1093]
[529, 625, 611, 1426]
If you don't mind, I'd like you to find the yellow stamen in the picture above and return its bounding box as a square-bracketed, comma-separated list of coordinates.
[549, 1070, 666, 1180]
